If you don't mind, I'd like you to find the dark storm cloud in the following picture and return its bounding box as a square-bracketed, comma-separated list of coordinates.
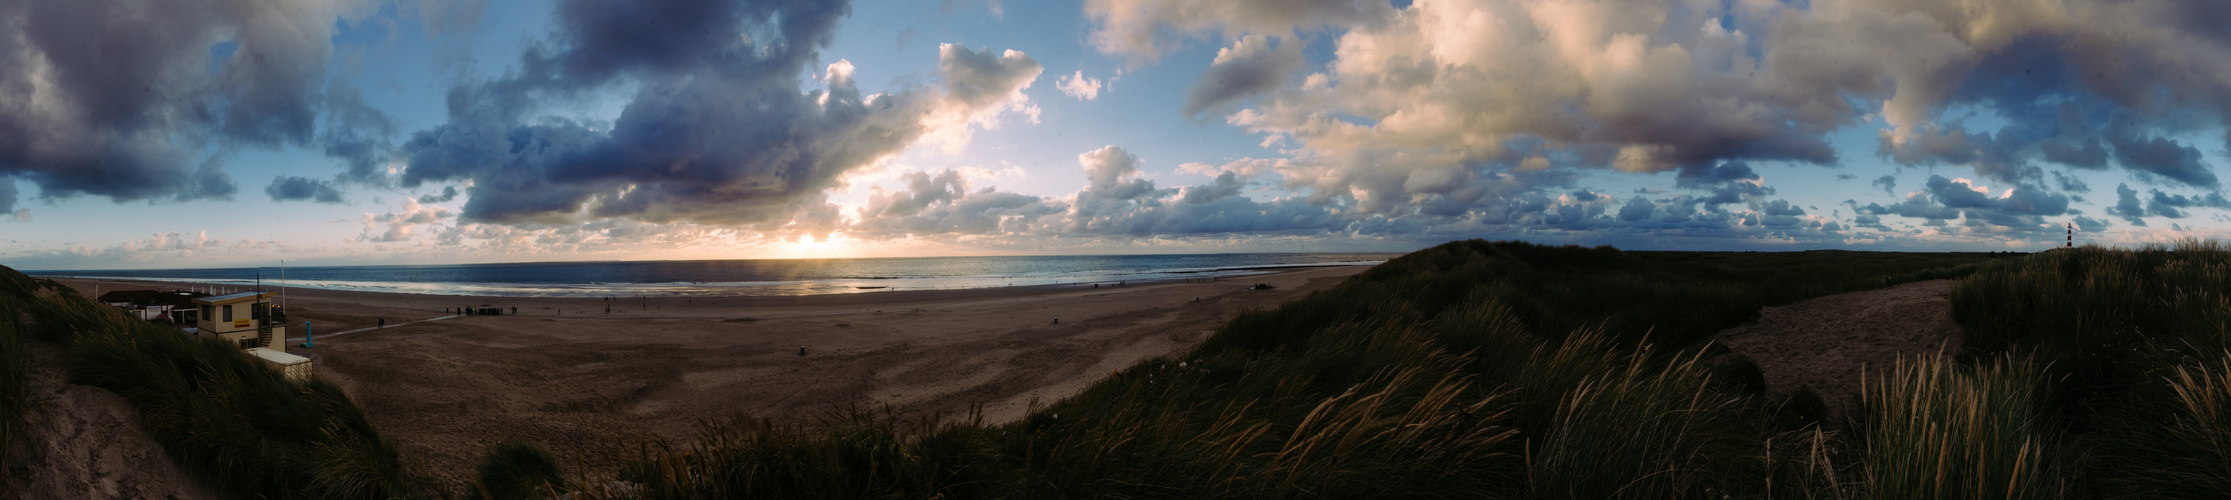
[264, 175, 345, 204]
[398, 0, 1041, 230]
[1877, 33, 2228, 189]
[0, 0, 378, 207]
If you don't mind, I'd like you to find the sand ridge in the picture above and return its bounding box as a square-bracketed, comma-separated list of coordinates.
[51, 265, 1368, 482]
[1711, 279, 1963, 423]
[6, 341, 215, 499]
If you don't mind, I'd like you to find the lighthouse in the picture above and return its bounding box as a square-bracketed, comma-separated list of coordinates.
[2066, 222, 2073, 249]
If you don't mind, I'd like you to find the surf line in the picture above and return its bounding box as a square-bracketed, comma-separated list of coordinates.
[285, 315, 461, 342]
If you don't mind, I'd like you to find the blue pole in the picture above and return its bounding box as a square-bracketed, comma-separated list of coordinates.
[300, 321, 313, 348]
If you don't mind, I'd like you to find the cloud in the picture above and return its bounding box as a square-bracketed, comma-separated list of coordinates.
[1058, 70, 1104, 100]
[1675, 161, 1771, 209]
[418, 186, 460, 203]
[1085, 0, 1396, 61]
[931, 43, 1046, 143]
[0, 0, 384, 209]
[357, 198, 454, 243]
[2144, 189, 2231, 219]
[396, 0, 1042, 236]
[2050, 171, 2089, 193]
[1854, 176, 2070, 233]
[4, 231, 236, 269]
[264, 176, 346, 204]
[1872, 175, 1898, 196]
[1096, 0, 2231, 243]
[2107, 183, 2148, 226]
[1183, 34, 1302, 118]
[2110, 132, 2218, 188]
[2072, 215, 2109, 232]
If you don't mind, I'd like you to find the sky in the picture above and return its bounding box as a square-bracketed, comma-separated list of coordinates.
[4, 0, 2231, 270]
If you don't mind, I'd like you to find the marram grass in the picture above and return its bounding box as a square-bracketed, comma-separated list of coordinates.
[1857, 353, 2060, 500]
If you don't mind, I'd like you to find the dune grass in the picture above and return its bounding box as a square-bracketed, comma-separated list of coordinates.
[1855, 354, 2060, 499]
[476, 440, 569, 500]
[566, 240, 2009, 499]
[0, 296, 30, 498]
[0, 267, 50, 498]
[0, 266, 440, 499]
[1944, 241, 2231, 496]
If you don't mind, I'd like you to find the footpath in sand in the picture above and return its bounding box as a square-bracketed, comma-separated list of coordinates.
[1712, 279, 1964, 423]
[53, 265, 1366, 482]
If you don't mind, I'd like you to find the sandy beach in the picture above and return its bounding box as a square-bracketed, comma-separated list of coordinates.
[49, 264, 1368, 478]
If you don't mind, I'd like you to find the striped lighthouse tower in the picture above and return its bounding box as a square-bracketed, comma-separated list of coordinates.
[2066, 222, 2073, 248]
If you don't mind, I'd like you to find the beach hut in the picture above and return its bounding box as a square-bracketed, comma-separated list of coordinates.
[246, 348, 313, 383]
[193, 291, 287, 349]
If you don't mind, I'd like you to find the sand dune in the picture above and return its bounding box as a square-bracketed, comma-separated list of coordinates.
[51, 265, 1368, 480]
[1712, 279, 1963, 423]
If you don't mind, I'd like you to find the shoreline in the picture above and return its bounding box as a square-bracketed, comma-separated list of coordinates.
[31, 261, 1379, 300]
[45, 264, 1372, 483]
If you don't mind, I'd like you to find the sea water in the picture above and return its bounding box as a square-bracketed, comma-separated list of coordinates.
[26, 253, 1392, 298]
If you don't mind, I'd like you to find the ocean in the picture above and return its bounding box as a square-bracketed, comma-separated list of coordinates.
[26, 253, 1393, 298]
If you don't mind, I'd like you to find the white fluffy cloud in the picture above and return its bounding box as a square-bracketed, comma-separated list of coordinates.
[1057, 70, 1104, 100]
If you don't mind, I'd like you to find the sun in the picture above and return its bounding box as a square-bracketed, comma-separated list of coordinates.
[765, 233, 862, 260]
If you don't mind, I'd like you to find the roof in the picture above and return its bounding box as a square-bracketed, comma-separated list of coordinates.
[99, 290, 166, 302]
[192, 291, 273, 306]
[246, 347, 308, 365]
[100, 290, 207, 307]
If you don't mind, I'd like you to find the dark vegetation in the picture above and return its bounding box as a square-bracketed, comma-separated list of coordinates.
[0, 267, 441, 499]
[12, 240, 2231, 498]
[476, 440, 569, 500]
[0, 271, 33, 498]
[1945, 241, 2231, 497]
[560, 241, 2019, 499]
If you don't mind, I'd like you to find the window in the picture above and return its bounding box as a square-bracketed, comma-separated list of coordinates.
[201, 305, 211, 322]
[223, 305, 232, 322]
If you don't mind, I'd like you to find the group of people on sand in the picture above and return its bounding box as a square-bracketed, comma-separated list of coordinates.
[446, 306, 514, 316]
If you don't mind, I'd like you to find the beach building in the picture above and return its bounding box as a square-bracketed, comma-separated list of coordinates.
[247, 348, 313, 383]
[193, 291, 287, 350]
[99, 289, 207, 324]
